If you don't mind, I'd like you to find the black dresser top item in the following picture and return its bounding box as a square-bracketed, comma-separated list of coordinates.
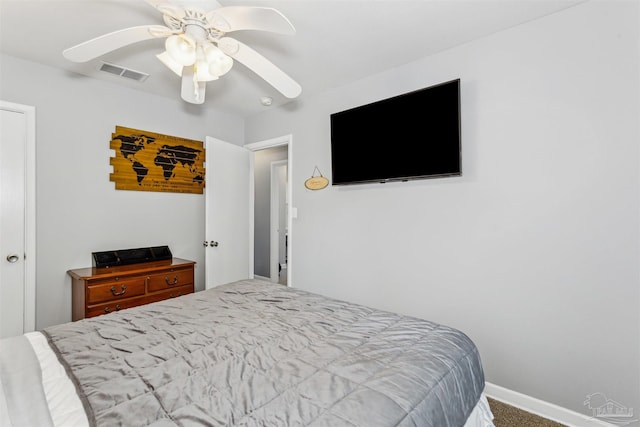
[92, 246, 172, 268]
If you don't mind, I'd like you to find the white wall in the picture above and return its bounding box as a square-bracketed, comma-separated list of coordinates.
[245, 1, 639, 417]
[0, 54, 244, 329]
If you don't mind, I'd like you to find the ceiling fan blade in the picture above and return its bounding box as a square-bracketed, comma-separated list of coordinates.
[144, 0, 186, 22]
[63, 25, 173, 62]
[145, 0, 223, 12]
[184, 0, 222, 10]
[144, 0, 168, 9]
[218, 37, 301, 99]
[181, 66, 206, 104]
[206, 7, 295, 35]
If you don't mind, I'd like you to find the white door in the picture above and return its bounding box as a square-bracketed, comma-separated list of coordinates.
[0, 102, 35, 338]
[204, 137, 251, 289]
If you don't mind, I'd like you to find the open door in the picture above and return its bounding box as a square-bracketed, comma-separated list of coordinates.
[204, 137, 251, 289]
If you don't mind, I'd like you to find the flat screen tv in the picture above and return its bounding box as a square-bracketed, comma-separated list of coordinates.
[330, 79, 461, 185]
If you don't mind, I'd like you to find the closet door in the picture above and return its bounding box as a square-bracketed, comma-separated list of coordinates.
[0, 102, 35, 338]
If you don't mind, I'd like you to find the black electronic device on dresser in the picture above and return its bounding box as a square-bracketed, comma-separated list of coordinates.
[92, 245, 173, 267]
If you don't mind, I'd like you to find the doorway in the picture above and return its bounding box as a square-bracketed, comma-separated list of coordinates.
[246, 135, 293, 287]
[252, 147, 288, 284]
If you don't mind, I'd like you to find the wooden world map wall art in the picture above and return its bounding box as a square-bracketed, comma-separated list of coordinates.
[109, 126, 205, 194]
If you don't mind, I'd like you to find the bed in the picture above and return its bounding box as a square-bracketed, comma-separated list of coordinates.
[0, 279, 494, 427]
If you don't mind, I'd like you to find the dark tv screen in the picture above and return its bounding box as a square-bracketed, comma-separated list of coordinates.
[330, 79, 461, 185]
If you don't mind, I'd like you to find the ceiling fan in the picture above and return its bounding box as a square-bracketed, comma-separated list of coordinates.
[63, 0, 302, 104]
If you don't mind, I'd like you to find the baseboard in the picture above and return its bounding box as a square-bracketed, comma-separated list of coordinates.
[253, 275, 270, 282]
[484, 382, 616, 427]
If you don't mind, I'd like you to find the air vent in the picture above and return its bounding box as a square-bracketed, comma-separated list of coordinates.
[99, 62, 149, 82]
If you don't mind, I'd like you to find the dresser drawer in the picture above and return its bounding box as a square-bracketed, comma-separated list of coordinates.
[87, 277, 146, 304]
[146, 268, 193, 292]
[86, 285, 194, 318]
[86, 295, 148, 318]
[151, 285, 194, 301]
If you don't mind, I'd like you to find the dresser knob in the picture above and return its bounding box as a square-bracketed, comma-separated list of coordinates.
[104, 307, 111, 313]
[116, 305, 121, 311]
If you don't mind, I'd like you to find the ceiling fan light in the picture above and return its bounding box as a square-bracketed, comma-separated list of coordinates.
[209, 54, 233, 77]
[203, 43, 222, 63]
[156, 51, 183, 76]
[165, 34, 196, 66]
[194, 59, 219, 82]
[203, 43, 233, 77]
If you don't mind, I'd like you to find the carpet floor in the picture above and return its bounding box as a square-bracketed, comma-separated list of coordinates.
[488, 398, 567, 427]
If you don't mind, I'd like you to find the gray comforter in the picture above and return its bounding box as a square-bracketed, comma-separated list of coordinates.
[42, 279, 484, 426]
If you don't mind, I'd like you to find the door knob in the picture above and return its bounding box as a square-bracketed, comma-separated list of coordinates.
[6, 254, 19, 263]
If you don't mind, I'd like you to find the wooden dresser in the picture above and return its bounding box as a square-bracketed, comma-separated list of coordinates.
[68, 258, 195, 320]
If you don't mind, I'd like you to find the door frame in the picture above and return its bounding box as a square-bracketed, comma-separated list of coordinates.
[270, 160, 287, 283]
[0, 100, 36, 333]
[245, 135, 293, 287]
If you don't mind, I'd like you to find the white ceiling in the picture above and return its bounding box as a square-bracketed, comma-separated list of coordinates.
[0, 0, 585, 118]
